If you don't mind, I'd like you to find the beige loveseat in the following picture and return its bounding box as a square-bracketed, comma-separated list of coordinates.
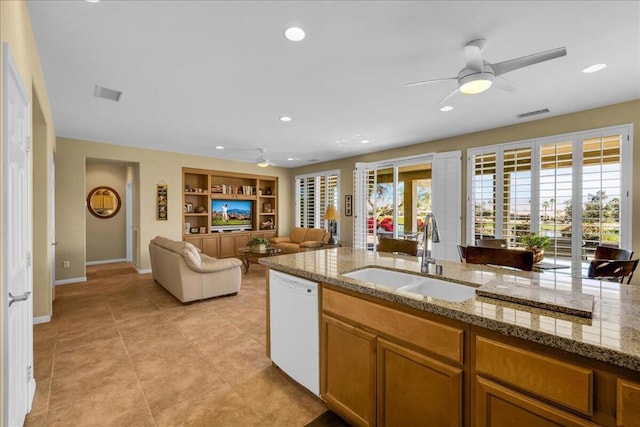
[270, 227, 331, 254]
[149, 236, 242, 302]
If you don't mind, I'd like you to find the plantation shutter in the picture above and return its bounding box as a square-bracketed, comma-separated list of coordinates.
[431, 151, 462, 261]
[353, 164, 376, 249]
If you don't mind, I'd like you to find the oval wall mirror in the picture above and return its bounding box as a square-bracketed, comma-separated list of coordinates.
[87, 186, 121, 219]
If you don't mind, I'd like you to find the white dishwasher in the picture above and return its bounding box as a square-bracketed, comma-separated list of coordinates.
[269, 270, 319, 396]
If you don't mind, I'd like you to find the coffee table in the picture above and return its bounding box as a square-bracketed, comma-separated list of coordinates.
[238, 246, 281, 273]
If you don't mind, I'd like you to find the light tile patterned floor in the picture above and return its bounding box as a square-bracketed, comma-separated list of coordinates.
[26, 262, 326, 426]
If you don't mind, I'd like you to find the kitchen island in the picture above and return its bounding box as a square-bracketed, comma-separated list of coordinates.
[261, 247, 640, 427]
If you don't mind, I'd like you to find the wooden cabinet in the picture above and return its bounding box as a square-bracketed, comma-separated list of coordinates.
[321, 315, 376, 427]
[377, 338, 462, 427]
[321, 287, 465, 427]
[474, 376, 598, 427]
[182, 167, 278, 258]
[617, 379, 640, 426]
[474, 336, 593, 416]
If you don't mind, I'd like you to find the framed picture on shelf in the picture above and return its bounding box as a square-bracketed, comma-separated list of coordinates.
[199, 226, 206, 234]
[190, 227, 199, 234]
[184, 222, 191, 234]
[184, 202, 193, 213]
[345, 195, 353, 216]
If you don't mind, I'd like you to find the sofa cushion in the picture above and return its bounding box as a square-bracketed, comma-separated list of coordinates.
[305, 228, 329, 243]
[290, 227, 308, 244]
[277, 242, 303, 254]
[300, 241, 323, 249]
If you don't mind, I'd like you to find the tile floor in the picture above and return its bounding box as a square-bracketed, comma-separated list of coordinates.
[26, 262, 327, 426]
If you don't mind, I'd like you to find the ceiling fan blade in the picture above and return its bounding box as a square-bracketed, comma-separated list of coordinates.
[491, 47, 567, 76]
[405, 77, 457, 87]
[438, 87, 459, 105]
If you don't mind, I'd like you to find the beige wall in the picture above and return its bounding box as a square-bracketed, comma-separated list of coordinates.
[0, 0, 57, 421]
[55, 137, 293, 280]
[86, 162, 127, 262]
[292, 99, 640, 283]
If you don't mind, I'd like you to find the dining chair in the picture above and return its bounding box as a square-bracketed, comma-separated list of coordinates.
[464, 246, 534, 271]
[593, 245, 634, 261]
[587, 259, 639, 284]
[457, 245, 467, 262]
[475, 238, 508, 248]
[377, 238, 419, 256]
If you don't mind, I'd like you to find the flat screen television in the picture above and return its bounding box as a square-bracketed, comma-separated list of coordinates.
[211, 199, 252, 231]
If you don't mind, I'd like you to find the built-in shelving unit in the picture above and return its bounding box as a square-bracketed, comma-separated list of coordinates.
[182, 167, 278, 258]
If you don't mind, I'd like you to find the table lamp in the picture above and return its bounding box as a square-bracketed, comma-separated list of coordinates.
[324, 205, 340, 245]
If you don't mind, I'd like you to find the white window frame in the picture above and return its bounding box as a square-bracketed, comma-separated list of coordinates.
[467, 124, 633, 268]
[354, 151, 462, 261]
[295, 169, 341, 240]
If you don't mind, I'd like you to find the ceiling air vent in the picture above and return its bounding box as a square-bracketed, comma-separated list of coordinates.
[516, 108, 550, 119]
[94, 85, 123, 102]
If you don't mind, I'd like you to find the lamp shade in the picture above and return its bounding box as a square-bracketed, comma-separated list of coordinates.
[324, 205, 340, 220]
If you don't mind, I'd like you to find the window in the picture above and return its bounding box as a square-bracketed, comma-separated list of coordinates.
[468, 125, 632, 271]
[354, 151, 462, 261]
[295, 170, 340, 238]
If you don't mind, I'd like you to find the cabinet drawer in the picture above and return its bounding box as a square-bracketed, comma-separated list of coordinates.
[323, 287, 463, 364]
[475, 336, 593, 415]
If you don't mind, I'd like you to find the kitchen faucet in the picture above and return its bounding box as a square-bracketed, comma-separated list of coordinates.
[422, 213, 441, 273]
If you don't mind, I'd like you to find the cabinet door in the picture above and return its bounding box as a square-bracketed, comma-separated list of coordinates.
[321, 315, 376, 427]
[219, 234, 236, 258]
[475, 376, 598, 427]
[617, 378, 640, 427]
[235, 234, 250, 252]
[377, 338, 462, 427]
[202, 236, 219, 258]
[183, 236, 202, 251]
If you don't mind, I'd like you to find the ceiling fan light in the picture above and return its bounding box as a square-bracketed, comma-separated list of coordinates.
[257, 158, 269, 167]
[459, 78, 493, 94]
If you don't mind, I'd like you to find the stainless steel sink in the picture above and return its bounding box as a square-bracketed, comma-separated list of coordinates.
[341, 267, 476, 302]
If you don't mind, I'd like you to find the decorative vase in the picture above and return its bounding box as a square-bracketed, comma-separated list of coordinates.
[528, 247, 545, 263]
[258, 244, 267, 253]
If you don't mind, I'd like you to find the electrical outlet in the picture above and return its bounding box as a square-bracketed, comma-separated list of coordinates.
[63, 261, 70, 268]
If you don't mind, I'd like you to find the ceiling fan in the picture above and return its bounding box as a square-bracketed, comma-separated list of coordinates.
[256, 148, 273, 168]
[405, 38, 566, 105]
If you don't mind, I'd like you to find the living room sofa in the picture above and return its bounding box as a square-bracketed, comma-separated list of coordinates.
[149, 236, 242, 302]
[269, 227, 331, 254]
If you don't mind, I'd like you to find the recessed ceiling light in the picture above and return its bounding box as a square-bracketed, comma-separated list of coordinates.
[440, 106, 454, 112]
[215, 146, 224, 150]
[279, 116, 292, 122]
[284, 27, 305, 42]
[85, 0, 100, 3]
[582, 64, 607, 73]
[360, 140, 370, 144]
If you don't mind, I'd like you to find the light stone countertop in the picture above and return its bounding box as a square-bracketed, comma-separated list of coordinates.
[260, 247, 640, 372]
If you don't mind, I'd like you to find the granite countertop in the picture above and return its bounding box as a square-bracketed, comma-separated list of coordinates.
[260, 247, 640, 372]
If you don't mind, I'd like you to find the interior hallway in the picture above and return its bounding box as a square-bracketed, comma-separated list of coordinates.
[26, 262, 326, 426]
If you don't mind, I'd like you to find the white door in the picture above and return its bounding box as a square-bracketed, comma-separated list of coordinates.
[3, 42, 35, 427]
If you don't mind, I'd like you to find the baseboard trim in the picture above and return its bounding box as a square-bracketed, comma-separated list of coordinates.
[33, 315, 51, 324]
[54, 277, 87, 286]
[136, 268, 152, 274]
[86, 258, 128, 266]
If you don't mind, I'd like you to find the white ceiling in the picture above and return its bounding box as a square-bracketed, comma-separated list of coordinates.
[27, 1, 640, 168]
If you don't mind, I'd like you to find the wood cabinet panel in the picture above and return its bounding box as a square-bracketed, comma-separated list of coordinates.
[475, 376, 598, 427]
[201, 235, 219, 257]
[321, 315, 376, 427]
[323, 287, 463, 363]
[617, 378, 640, 426]
[183, 235, 202, 251]
[219, 234, 236, 258]
[377, 338, 462, 427]
[475, 335, 593, 415]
